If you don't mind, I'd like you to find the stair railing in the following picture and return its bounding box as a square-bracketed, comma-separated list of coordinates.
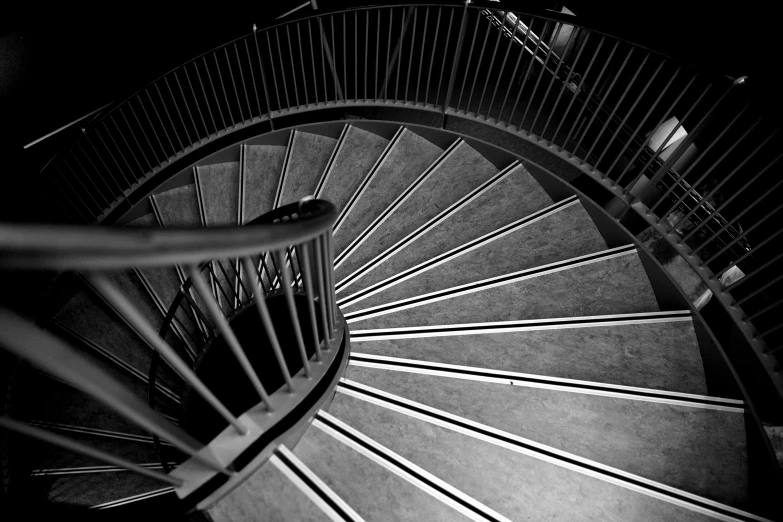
[22, 0, 783, 434]
[0, 199, 347, 508]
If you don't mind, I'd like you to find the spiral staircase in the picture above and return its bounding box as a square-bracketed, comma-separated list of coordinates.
[2, 2, 782, 521]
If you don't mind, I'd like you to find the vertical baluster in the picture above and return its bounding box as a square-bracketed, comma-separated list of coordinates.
[155, 83, 185, 151]
[603, 66, 681, 177]
[295, 23, 310, 107]
[652, 109, 755, 216]
[241, 257, 295, 391]
[487, 14, 520, 122]
[342, 12, 348, 100]
[541, 29, 589, 142]
[189, 266, 273, 410]
[173, 70, 202, 144]
[253, 26, 275, 118]
[299, 242, 323, 362]
[284, 25, 302, 107]
[365, 10, 370, 101]
[394, 9, 406, 101]
[315, 234, 335, 340]
[697, 203, 783, 262]
[194, 59, 219, 134]
[509, 18, 553, 128]
[244, 36, 263, 117]
[456, 12, 484, 112]
[325, 232, 337, 333]
[714, 228, 783, 279]
[374, 10, 380, 100]
[318, 19, 329, 101]
[355, 11, 359, 101]
[164, 76, 193, 147]
[415, 7, 430, 104]
[117, 107, 154, 172]
[730, 253, 783, 294]
[384, 9, 393, 99]
[76, 141, 124, 196]
[332, 16, 342, 101]
[55, 166, 100, 216]
[531, 24, 577, 134]
[477, 11, 508, 118]
[138, 92, 171, 161]
[214, 53, 236, 126]
[498, 13, 534, 124]
[106, 116, 145, 176]
[81, 128, 132, 190]
[182, 65, 210, 139]
[434, 8, 454, 108]
[91, 125, 134, 187]
[682, 152, 782, 243]
[308, 19, 320, 104]
[87, 275, 249, 435]
[69, 150, 115, 207]
[127, 101, 161, 167]
[233, 42, 253, 119]
[465, 12, 493, 114]
[275, 250, 312, 377]
[61, 156, 108, 210]
[583, 51, 651, 165]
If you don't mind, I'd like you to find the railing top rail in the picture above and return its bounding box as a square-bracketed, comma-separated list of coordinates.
[0, 200, 336, 271]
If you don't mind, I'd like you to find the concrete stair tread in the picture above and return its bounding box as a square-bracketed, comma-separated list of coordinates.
[343, 200, 608, 311]
[348, 248, 660, 329]
[196, 162, 240, 226]
[209, 457, 332, 522]
[243, 144, 287, 223]
[278, 131, 338, 206]
[350, 318, 709, 394]
[327, 390, 729, 522]
[335, 141, 500, 282]
[152, 184, 200, 227]
[52, 290, 183, 396]
[334, 129, 444, 256]
[44, 470, 172, 506]
[336, 162, 554, 296]
[345, 365, 748, 506]
[318, 126, 390, 214]
[294, 422, 474, 522]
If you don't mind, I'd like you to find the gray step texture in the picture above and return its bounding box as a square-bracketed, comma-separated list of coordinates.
[336, 162, 554, 297]
[343, 200, 608, 312]
[327, 391, 722, 522]
[43, 467, 170, 506]
[317, 126, 390, 214]
[293, 420, 475, 522]
[334, 129, 444, 257]
[335, 140, 500, 284]
[349, 249, 660, 329]
[209, 458, 331, 522]
[243, 143, 287, 223]
[351, 319, 709, 395]
[278, 131, 338, 206]
[345, 364, 748, 507]
[52, 290, 183, 398]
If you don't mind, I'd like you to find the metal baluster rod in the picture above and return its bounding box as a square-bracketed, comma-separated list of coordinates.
[189, 266, 273, 411]
[241, 257, 295, 392]
[299, 242, 323, 362]
[0, 417, 184, 487]
[88, 274, 249, 436]
[0, 307, 228, 473]
[313, 234, 333, 345]
[275, 250, 312, 378]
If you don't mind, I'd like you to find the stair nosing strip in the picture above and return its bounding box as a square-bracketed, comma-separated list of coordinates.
[347, 353, 744, 409]
[49, 320, 182, 405]
[314, 124, 351, 198]
[31, 463, 176, 476]
[274, 130, 297, 209]
[333, 138, 463, 269]
[335, 161, 525, 294]
[26, 421, 175, 446]
[90, 486, 176, 509]
[349, 311, 693, 339]
[338, 195, 579, 308]
[313, 412, 511, 522]
[345, 244, 636, 323]
[336, 380, 769, 522]
[274, 446, 366, 522]
[332, 126, 405, 234]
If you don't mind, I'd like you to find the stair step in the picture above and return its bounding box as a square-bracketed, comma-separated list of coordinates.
[336, 162, 554, 296]
[279, 131, 338, 206]
[44, 470, 173, 507]
[196, 162, 240, 226]
[53, 290, 183, 398]
[152, 184, 200, 227]
[350, 314, 708, 394]
[209, 457, 333, 522]
[317, 126, 390, 214]
[327, 386, 747, 521]
[344, 365, 747, 506]
[334, 129, 444, 257]
[347, 247, 659, 329]
[242, 144, 287, 223]
[343, 199, 607, 311]
[294, 419, 475, 522]
[335, 141, 499, 283]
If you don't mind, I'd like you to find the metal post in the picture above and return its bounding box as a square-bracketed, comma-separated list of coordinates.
[275, 250, 312, 378]
[441, 1, 471, 127]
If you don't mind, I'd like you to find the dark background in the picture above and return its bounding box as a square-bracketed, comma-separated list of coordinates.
[0, 1, 778, 192]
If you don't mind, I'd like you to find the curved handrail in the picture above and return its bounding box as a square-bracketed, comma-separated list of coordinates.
[0, 200, 336, 270]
